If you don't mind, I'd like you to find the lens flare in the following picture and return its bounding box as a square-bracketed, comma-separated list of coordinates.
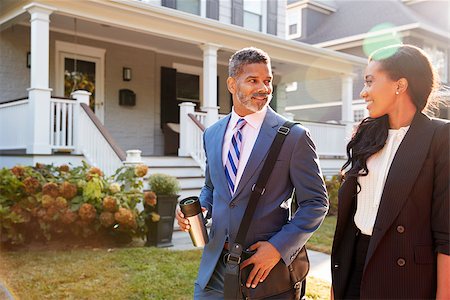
[362, 23, 403, 58]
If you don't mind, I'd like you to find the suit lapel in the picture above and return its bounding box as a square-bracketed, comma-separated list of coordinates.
[365, 113, 434, 265]
[232, 108, 279, 200]
[212, 114, 232, 199]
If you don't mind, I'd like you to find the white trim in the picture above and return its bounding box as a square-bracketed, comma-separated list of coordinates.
[0, 99, 29, 108]
[316, 22, 450, 49]
[55, 41, 106, 123]
[287, 0, 336, 14]
[315, 23, 420, 48]
[285, 99, 363, 111]
[19, 23, 230, 66]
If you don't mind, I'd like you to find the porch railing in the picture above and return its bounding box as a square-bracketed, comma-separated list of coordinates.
[300, 120, 347, 157]
[187, 112, 206, 171]
[50, 97, 76, 151]
[0, 98, 29, 150]
[78, 102, 126, 176]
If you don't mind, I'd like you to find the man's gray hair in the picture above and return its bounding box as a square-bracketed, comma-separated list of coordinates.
[228, 47, 271, 77]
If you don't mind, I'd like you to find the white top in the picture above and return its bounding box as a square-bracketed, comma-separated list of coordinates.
[355, 126, 410, 235]
[222, 107, 267, 190]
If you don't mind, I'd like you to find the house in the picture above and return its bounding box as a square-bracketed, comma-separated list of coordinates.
[286, 0, 450, 123]
[0, 0, 366, 197]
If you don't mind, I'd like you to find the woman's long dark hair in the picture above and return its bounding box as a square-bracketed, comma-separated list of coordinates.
[342, 44, 438, 180]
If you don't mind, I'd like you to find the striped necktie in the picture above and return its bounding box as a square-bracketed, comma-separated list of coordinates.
[224, 118, 247, 194]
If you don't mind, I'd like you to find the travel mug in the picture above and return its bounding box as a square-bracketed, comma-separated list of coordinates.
[179, 196, 209, 247]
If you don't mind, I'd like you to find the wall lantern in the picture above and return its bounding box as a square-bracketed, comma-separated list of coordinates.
[123, 67, 132, 81]
[27, 51, 31, 68]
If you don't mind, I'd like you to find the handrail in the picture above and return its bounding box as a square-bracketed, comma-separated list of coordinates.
[188, 113, 205, 132]
[80, 103, 126, 161]
[0, 97, 29, 105]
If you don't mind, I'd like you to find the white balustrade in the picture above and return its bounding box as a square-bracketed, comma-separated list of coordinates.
[0, 100, 29, 149]
[78, 108, 123, 176]
[188, 111, 207, 172]
[50, 97, 76, 151]
[301, 121, 347, 157]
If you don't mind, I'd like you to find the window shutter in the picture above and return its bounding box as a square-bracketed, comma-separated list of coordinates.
[267, 0, 278, 35]
[160, 67, 178, 128]
[162, 0, 176, 9]
[231, 0, 243, 26]
[207, 0, 220, 20]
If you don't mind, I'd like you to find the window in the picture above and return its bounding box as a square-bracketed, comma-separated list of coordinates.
[177, 0, 200, 15]
[287, 8, 302, 39]
[424, 44, 448, 83]
[176, 72, 200, 103]
[244, 1, 262, 31]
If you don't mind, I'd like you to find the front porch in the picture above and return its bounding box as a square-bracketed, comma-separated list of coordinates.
[0, 0, 366, 176]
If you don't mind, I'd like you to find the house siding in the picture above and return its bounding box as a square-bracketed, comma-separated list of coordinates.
[49, 31, 158, 156]
[0, 25, 30, 101]
[302, 8, 326, 40]
[219, 0, 233, 24]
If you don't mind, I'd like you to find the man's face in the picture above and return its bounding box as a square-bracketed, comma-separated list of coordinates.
[227, 63, 273, 116]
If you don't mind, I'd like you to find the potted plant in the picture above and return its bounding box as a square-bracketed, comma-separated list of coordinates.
[145, 173, 180, 247]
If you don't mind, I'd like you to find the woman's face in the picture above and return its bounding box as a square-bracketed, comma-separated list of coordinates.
[360, 61, 399, 119]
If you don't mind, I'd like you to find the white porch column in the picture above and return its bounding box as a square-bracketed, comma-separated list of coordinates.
[341, 74, 354, 140]
[24, 3, 56, 154]
[178, 102, 196, 156]
[199, 43, 221, 128]
[71, 90, 91, 155]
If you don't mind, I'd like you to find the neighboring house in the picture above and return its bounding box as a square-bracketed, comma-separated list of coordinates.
[0, 0, 366, 192]
[287, 0, 450, 123]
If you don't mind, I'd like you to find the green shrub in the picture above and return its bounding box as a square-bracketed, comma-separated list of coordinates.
[147, 173, 180, 196]
[325, 175, 340, 216]
[0, 161, 154, 245]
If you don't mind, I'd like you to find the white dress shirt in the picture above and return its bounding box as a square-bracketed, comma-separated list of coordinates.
[222, 107, 267, 190]
[355, 126, 410, 235]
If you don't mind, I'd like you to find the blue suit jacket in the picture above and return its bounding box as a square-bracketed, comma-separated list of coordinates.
[197, 107, 329, 289]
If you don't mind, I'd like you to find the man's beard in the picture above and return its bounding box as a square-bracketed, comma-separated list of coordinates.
[237, 92, 272, 113]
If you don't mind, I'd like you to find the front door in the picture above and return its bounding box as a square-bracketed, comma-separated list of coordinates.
[55, 41, 105, 123]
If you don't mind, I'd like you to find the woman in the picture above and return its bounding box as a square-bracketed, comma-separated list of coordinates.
[331, 44, 449, 299]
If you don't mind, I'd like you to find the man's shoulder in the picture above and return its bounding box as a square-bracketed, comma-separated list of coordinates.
[270, 111, 307, 137]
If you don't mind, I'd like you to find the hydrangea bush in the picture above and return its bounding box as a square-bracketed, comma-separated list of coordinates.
[0, 161, 159, 245]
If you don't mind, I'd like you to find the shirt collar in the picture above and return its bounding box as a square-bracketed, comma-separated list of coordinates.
[230, 106, 267, 130]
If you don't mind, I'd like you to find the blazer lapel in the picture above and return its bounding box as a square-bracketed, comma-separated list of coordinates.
[333, 176, 357, 249]
[212, 114, 232, 199]
[365, 113, 434, 265]
[232, 108, 279, 200]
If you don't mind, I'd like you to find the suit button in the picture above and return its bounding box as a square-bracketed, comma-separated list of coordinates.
[334, 264, 339, 269]
[396, 225, 405, 233]
[397, 258, 406, 267]
[230, 202, 236, 208]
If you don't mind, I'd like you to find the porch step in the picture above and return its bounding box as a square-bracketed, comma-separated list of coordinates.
[141, 156, 199, 167]
[142, 156, 204, 197]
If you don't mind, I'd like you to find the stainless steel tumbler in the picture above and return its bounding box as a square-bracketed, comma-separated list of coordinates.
[179, 196, 209, 247]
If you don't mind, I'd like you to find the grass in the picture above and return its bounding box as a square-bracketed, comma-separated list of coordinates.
[0, 216, 335, 299]
[0, 247, 330, 299]
[306, 215, 336, 254]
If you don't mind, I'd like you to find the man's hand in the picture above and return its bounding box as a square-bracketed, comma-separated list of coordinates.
[239, 241, 281, 289]
[175, 206, 207, 232]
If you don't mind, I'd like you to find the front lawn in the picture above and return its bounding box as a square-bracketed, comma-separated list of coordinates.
[306, 215, 336, 254]
[0, 247, 330, 299]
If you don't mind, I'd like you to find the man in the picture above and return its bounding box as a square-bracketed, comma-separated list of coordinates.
[176, 47, 328, 299]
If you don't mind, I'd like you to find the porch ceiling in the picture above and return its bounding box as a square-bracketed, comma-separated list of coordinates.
[1, 0, 366, 75]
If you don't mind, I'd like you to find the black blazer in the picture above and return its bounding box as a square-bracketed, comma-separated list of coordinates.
[331, 113, 449, 299]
